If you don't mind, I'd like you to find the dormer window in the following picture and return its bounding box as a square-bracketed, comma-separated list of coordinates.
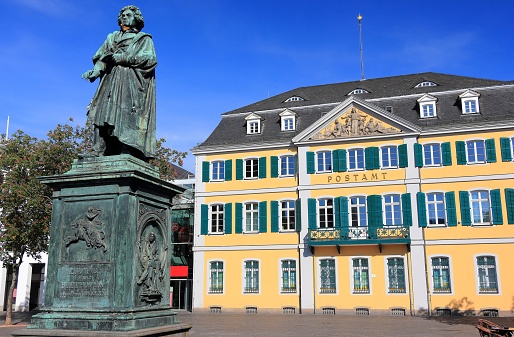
[415, 81, 437, 88]
[348, 88, 369, 95]
[417, 94, 437, 118]
[459, 90, 480, 114]
[245, 113, 262, 134]
[279, 109, 296, 131]
[284, 96, 305, 102]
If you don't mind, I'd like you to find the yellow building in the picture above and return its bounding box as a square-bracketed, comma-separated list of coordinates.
[192, 73, 514, 316]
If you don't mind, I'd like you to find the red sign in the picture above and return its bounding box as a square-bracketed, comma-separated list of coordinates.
[170, 266, 188, 277]
[171, 223, 179, 232]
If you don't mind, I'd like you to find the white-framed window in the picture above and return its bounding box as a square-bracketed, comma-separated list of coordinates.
[280, 155, 295, 176]
[417, 94, 437, 118]
[431, 256, 451, 293]
[280, 200, 296, 231]
[466, 140, 486, 164]
[415, 81, 437, 88]
[384, 194, 402, 226]
[279, 108, 297, 131]
[318, 198, 334, 228]
[348, 148, 365, 171]
[244, 260, 260, 293]
[460, 90, 480, 114]
[319, 258, 336, 293]
[350, 196, 367, 227]
[211, 161, 225, 181]
[476, 255, 498, 294]
[209, 261, 224, 293]
[386, 257, 406, 293]
[348, 88, 369, 95]
[352, 258, 370, 294]
[210, 204, 224, 234]
[244, 158, 259, 179]
[427, 192, 445, 226]
[284, 96, 304, 102]
[280, 259, 297, 293]
[470, 190, 491, 225]
[381, 146, 398, 169]
[423, 143, 442, 166]
[245, 113, 261, 134]
[244, 202, 259, 232]
[316, 151, 332, 173]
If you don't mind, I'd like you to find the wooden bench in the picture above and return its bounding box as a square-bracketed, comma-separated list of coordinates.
[476, 319, 514, 337]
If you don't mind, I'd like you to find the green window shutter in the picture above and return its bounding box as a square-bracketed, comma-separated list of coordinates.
[485, 138, 497, 163]
[456, 141, 467, 165]
[295, 199, 302, 232]
[500, 138, 513, 162]
[490, 189, 503, 225]
[340, 196, 349, 228]
[414, 143, 423, 168]
[333, 149, 347, 172]
[235, 203, 243, 233]
[445, 192, 457, 227]
[416, 192, 427, 227]
[224, 203, 232, 234]
[402, 193, 412, 226]
[236, 159, 243, 180]
[201, 204, 209, 235]
[308, 198, 317, 229]
[399, 144, 408, 168]
[442, 142, 453, 166]
[225, 160, 232, 181]
[365, 147, 380, 170]
[202, 161, 210, 182]
[306, 152, 315, 174]
[459, 191, 471, 226]
[367, 195, 383, 228]
[334, 197, 341, 228]
[259, 157, 267, 179]
[259, 201, 267, 233]
[271, 201, 279, 232]
[504, 188, 514, 224]
[270, 156, 279, 178]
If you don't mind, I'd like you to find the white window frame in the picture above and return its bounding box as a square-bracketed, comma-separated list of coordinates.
[417, 94, 437, 118]
[211, 160, 225, 181]
[474, 254, 500, 295]
[351, 257, 371, 294]
[284, 96, 304, 102]
[245, 113, 262, 134]
[460, 89, 480, 114]
[279, 155, 295, 177]
[381, 146, 398, 169]
[319, 258, 337, 294]
[316, 150, 332, 173]
[209, 204, 225, 234]
[426, 192, 446, 226]
[279, 109, 297, 131]
[243, 202, 259, 233]
[280, 200, 296, 231]
[318, 198, 334, 229]
[348, 148, 365, 171]
[385, 256, 407, 294]
[466, 140, 486, 164]
[383, 194, 402, 226]
[470, 190, 492, 225]
[430, 256, 453, 294]
[415, 81, 437, 88]
[279, 259, 297, 293]
[208, 260, 224, 294]
[350, 196, 367, 227]
[244, 158, 259, 179]
[348, 88, 369, 95]
[423, 143, 442, 167]
[243, 259, 260, 294]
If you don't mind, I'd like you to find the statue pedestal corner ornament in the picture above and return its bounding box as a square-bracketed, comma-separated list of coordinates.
[12, 155, 191, 337]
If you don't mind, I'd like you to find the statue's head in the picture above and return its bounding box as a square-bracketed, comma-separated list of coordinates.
[118, 5, 145, 31]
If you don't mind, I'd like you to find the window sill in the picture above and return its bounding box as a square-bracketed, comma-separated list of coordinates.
[208, 232, 225, 235]
[243, 231, 260, 235]
[280, 229, 297, 233]
[427, 224, 447, 228]
[472, 223, 493, 227]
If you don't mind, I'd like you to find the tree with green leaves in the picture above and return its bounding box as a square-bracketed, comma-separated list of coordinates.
[0, 121, 186, 325]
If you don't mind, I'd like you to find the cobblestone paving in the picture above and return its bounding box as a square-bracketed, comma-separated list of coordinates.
[1, 310, 513, 337]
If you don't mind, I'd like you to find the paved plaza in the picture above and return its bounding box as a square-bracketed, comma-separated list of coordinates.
[1, 310, 513, 336]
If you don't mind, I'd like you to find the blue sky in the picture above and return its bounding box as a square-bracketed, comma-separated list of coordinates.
[2, 0, 513, 171]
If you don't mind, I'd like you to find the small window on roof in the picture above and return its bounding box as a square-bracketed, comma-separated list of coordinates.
[415, 81, 438, 88]
[284, 96, 305, 102]
[459, 90, 480, 114]
[348, 88, 369, 95]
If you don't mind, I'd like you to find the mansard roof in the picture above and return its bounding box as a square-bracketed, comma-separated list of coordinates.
[194, 72, 514, 151]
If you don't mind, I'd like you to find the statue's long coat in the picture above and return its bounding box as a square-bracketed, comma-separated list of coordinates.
[87, 30, 157, 158]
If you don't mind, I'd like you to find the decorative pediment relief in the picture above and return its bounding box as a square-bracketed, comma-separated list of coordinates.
[310, 108, 401, 140]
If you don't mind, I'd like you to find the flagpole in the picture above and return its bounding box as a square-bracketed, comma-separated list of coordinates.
[358, 13, 365, 81]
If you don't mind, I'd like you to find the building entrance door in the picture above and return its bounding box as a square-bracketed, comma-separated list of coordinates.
[170, 279, 192, 311]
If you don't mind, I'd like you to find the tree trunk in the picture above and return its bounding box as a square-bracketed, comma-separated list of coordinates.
[4, 263, 20, 326]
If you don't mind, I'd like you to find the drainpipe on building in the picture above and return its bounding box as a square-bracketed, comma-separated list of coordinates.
[406, 250, 414, 316]
[297, 239, 302, 314]
[422, 227, 432, 316]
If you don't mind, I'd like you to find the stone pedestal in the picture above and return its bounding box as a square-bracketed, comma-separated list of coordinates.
[12, 155, 191, 337]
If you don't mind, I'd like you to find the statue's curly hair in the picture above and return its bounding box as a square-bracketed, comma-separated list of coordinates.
[118, 5, 144, 31]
